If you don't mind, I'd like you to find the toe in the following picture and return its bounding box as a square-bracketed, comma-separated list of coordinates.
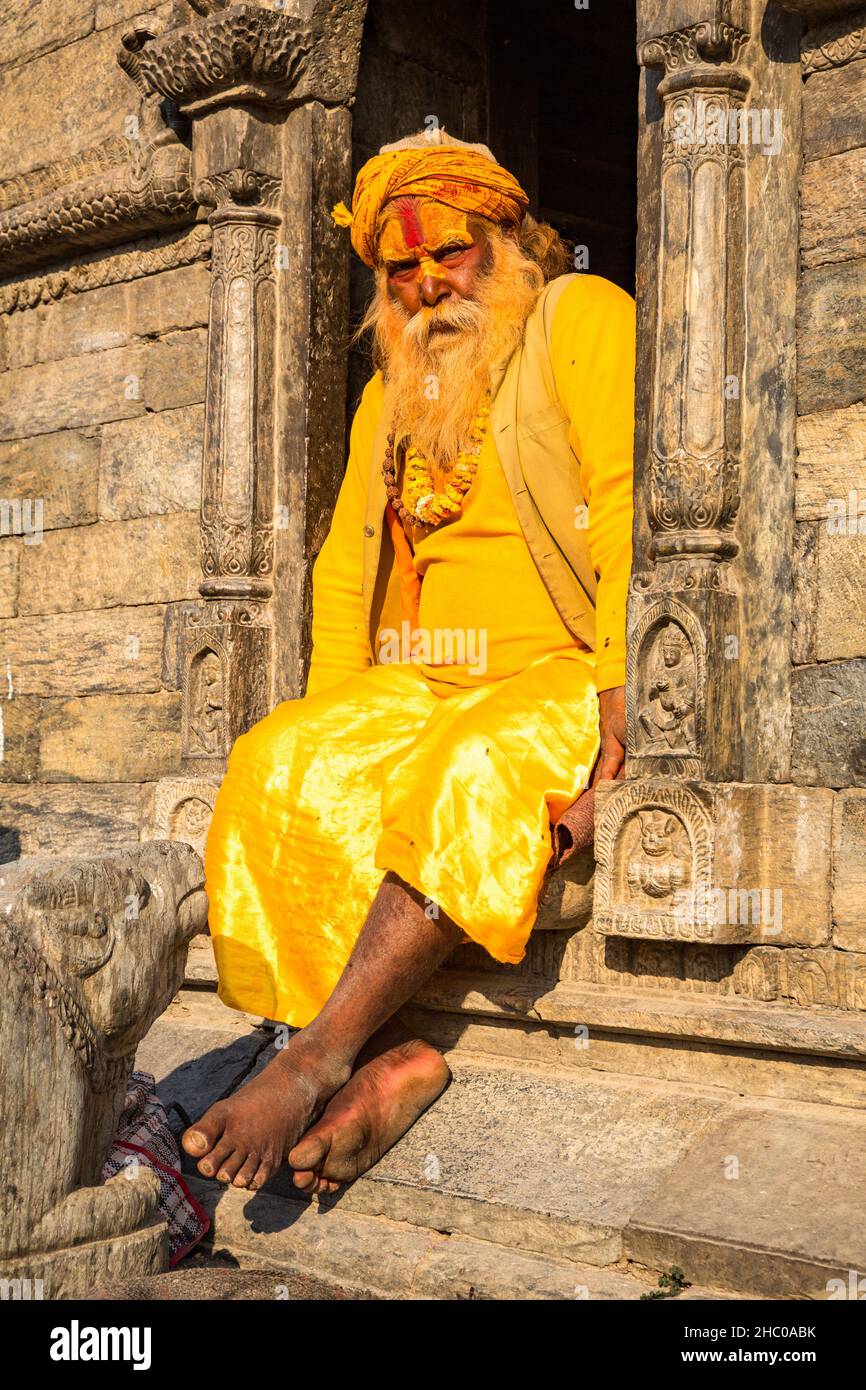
[248, 1158, 274, 1192]
[291, 1168, 318, 1192]
[289, 1129, 330, 1173]
[182, 1102, 228, 1158]
[232, 1152, 261, 1189]
[196, 1135, 236, 1179]
[215, 1147, 247, 1185]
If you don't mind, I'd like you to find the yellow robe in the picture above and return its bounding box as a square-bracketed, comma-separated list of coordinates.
[206, 275, 635, 1027]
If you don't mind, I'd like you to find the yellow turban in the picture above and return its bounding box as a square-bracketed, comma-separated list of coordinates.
[332, 145, 530, 268]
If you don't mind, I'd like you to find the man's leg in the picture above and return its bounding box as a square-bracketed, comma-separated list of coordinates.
[182, 872, 461, 1191]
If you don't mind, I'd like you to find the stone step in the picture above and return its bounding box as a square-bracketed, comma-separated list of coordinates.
[405, 974, 866, 1109]
[180, 937, 866, 1111]
[186, 1178, 744, 1302]
[140, 992, 866, 1298]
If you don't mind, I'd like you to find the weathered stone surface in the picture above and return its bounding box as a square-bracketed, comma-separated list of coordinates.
[0, 696, 42, 782]
[0, 541, 18, 617]
[792, 661, 866, 787]
[17, 511, 200, 615]
[0, 330, 207, 440]
[328, 1056, 728, 1267]
[797, 258, 866, 416]
[150, 775, 219, 861]
[594, 780, 833, 947]
[88, 1262, 373, 1301]
[0, 782, 144, 861]
[0, 0, 94, 73]
[626, 1102, 866, 1296]
[803, 52, 866, 161]
[39, 692, 182, 782]
[0, 605, 165, 696]
[801, 147, 866, 268]
[94, 0, 170, 30]
[407, 995, 866, 1111]
[190, 1179, 733, 1301]
[0, 429, 99, 530]
[833, 789, 866, 951]
[796, 401, 866, 519]
[183, 932, 219, 988]
[0, 843, 207, 1297]
[792, 522, 819, 664]
[100, 405, 203, 520]
[0, 17, 164, 182]
[4, 265, 210, 368]
[814, 533, 866, 660]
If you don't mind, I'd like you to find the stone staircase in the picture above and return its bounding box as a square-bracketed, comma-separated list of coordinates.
[135, 934, 866, 1300]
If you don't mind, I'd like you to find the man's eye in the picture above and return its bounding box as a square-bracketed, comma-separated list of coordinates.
[439, 245, 470, 262]
[388, 264, 417, 280]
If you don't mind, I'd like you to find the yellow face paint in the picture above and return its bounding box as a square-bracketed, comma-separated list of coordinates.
[378, 201, 475, 281]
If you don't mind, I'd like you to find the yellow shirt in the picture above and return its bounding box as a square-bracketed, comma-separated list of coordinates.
[308, 274, 635, 697]
[404, 430, 582, 695]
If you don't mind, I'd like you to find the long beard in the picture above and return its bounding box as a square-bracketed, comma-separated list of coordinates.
[364, 232, 544, 468]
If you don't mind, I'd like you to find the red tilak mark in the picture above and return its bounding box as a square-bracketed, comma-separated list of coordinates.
[393, 197, 425, 249]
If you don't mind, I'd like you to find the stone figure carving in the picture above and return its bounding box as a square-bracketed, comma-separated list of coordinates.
[0, 843, 207, 1296]
[189, 648, 226, 755]
[626, 809, 689, 901]
[638, 622, 697, 754]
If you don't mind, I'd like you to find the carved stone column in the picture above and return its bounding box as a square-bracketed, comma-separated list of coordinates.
[627, 17, 750, 785]
[595, 1, 809, 946]
[118, 2, 368, 828]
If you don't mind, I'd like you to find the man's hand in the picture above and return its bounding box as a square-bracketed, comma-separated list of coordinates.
[591, 685, 626, 786]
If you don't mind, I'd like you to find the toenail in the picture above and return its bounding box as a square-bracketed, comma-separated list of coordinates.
[199, 1161, 214, 1176]
[217, 1170, 230, 1183]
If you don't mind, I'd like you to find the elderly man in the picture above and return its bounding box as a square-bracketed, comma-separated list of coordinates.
[183, 132, 635, 1196]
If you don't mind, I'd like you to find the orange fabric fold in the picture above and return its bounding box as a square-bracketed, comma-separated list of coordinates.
[384, 501, 422, 630]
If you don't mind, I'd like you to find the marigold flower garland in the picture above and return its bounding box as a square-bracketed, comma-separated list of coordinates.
[383, 398, 490, 532]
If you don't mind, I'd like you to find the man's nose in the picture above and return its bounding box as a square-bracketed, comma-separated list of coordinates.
[419, 273, 450, 307]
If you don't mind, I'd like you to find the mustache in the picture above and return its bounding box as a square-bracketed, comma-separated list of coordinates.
[401, 295, 487, 348]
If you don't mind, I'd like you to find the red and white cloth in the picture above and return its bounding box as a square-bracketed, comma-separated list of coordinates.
[102, 1071, 209, 1266]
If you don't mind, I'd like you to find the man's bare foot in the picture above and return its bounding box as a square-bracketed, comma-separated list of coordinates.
[288, 1036, 450, 1194]
[181, 1035, 351, 1191]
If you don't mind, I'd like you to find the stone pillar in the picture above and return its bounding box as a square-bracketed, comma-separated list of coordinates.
[594, 1, 816, 947]
[118, 1, 369, 832]
[628, 15, 750, 786]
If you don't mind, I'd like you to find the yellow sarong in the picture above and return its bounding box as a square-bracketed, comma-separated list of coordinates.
[206, 652, 598, 1028]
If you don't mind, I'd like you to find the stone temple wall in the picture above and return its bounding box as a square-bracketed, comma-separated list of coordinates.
[0, 1, 207, 860]
[792, 7, 866, 865]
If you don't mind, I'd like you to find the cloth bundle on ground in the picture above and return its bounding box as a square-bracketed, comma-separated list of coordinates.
[102, 1071, 209, 1266]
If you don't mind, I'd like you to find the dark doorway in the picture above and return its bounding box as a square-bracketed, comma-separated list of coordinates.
[348, 0, 639, 410]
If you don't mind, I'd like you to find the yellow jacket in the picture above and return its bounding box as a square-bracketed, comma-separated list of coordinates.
[308, 273, 635, 696]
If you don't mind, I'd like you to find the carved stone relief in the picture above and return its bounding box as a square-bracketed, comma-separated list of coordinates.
[627, 599, 706, 776]
[154, 776, 220, 858]
[595, 781, 715, 941]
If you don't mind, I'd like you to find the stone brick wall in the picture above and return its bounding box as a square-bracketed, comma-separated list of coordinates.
[790, 11, 866, 977]
[0, 0, 207, 860]
[793, 14, 866, 795]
